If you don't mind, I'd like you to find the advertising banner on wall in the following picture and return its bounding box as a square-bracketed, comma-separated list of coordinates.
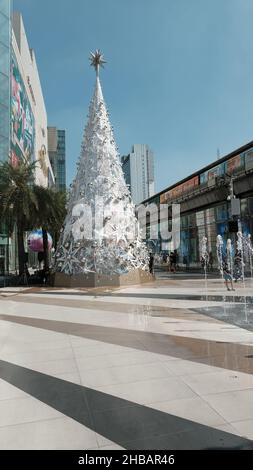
[225, 154, 244, 174]
[200, 162, 225, 184]
[160, 176, 199, 203]
[11, 52, 35, 163]
[245, 149, 253, 171]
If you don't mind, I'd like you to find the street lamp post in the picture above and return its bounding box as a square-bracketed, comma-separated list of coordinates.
[226, 174, 241, 232]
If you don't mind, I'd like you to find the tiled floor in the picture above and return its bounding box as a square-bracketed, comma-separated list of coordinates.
[0, 274, 253, 449]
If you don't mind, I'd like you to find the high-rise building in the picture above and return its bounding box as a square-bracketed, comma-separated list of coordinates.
[11, 11, 54, 187]
[121, 154, 131, 188]
[0, 0, 11, 164]
[0, 0, 11, 275]
[121, 144, 155, 205]
[0, 2, 55, 274]
[48, 127, 66, 191]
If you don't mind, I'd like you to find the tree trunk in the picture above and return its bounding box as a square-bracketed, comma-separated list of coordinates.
[17, 222, 25, 276]
[42, 228, 49, 272]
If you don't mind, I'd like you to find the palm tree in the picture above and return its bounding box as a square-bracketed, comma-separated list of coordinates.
[49, 190, 67, 247]
[0, 160, 38, 276]
[33, 186, 66, 272]
[0, 160, 67, 278]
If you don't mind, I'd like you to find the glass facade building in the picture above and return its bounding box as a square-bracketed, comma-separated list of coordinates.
[48, 127, 66, 192]
[121, 145, 155, 205]
[140, 141, 253, 268]
[149, 200, 253, 267]
[0, 0, 11, 275]
[0, 6, 57, 275]
[56, 130, 66, 191]
[121, 154, 131, 189]
[0, 0, 11, 163]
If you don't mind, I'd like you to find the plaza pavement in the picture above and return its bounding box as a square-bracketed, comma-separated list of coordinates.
[0, 272, 253, 449]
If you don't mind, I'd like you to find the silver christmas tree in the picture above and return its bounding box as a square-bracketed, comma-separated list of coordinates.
[54, 50, 149, 276]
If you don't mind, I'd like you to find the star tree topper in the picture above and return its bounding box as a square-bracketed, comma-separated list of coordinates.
[89, 49, 107, 76]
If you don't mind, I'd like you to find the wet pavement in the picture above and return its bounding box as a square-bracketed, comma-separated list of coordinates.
[195, 303, 253, 332]
[0, 274, 253, 449]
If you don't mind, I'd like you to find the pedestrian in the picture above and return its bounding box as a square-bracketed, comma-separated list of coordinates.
[183, 255, 188, 269]
[165, 254, 170, 271]
[223, 262, 235, 291]
[209, 251, 213, 271]
[149, 252, 154, 274]
[170, 251, 176, 272]
[169, 252, 174, 272]
[174, 250, 178, 270]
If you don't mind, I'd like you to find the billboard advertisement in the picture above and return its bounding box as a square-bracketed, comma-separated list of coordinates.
[225, 154, 244, 175]
[11, 52, 35, 163]
[160, 176, 199, 204]
[200, 162, 225, 184]
[245, 149, 253, 171]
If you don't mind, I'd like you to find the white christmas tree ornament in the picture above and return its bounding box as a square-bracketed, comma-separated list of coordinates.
[54, 50, 149, 278]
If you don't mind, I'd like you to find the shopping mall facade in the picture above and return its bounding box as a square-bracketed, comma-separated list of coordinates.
[138, 141, 253, 268]
[0, 1, 55, 274]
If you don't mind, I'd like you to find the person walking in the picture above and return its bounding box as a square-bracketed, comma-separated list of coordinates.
[174, 250, 178, 271]
[149, 252, 154, 275]
[169, 252, 174, 272]
[166, 254, 171, 272]
[171, 251, 177, 272]
[223, 262, 235, 291]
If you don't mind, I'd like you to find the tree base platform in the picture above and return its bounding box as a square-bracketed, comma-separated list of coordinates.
[52, 269, 154, 288]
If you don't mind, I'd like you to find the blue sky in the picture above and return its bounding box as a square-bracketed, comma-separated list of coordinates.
[14, 0, 253, 193]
